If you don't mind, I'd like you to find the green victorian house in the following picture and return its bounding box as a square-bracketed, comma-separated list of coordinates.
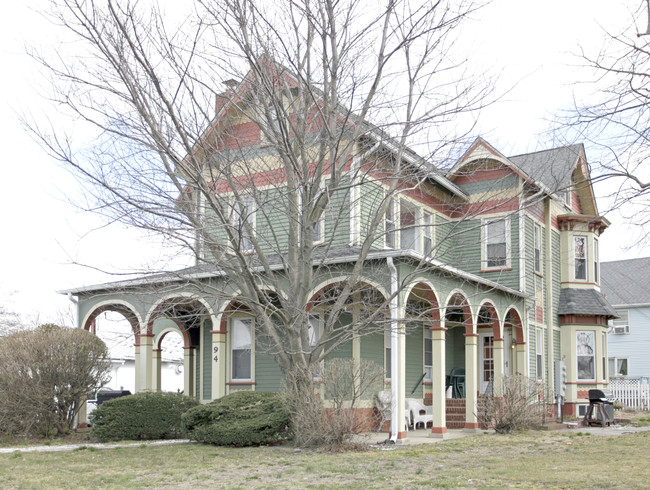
[64, 72, 615, 440]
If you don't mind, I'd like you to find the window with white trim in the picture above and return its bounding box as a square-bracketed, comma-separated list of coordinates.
[399, 199, 420, 252]
[593, 239, 599, 283]
[308, 314, 321, 350]
[536, 328, 543, 379]
[424, 328, 432, 381]
[385, 326, 392, 379]
[608, 357, 628, 377]
[233, 196, 255, 253]
[485, 218, 508, 268]
[601, 331, 607, 381]
[423, 212, 433, 256]
[534, 224, 541, 273]
[609, 310, 630, 334]
[574, 236, 587, 281]
[385, 198, 396, 248]
[231, 318, 252, 381]
[576, 330, 595, 381]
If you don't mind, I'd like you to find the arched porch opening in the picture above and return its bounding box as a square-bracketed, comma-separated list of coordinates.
[443, 292, 472, 399]
[476, 303, 500, 394]
[504, 307, 525, 375]
[82, 303, 140, 394]
[146, 297, 213, 399]
[153, 329, 185, 393]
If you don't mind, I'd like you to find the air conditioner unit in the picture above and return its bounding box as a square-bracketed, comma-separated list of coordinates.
[613, 325, 629, 335]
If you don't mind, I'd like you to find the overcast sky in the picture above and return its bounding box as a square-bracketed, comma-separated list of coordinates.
[1, 0, 648, 323]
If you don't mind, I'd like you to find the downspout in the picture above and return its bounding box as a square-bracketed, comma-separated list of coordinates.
[387, 256, 399, 443]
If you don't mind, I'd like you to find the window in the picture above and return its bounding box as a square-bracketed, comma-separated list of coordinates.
[424, 328, 432, 381]
[233, 196, 255, 253]
[608, 357, 628, 377]
[308, 314, 320, 350]
[536, 328, 544, 379]
[593, 239, 599, 283]
[385, 198, 396, 248]
[423, 212, 433, 256]
[602, 331, 607, 381]
[385, 326, 392, 379]
[564, 189, 572, 208]
[534, 224, 541, 273]
[485, 218, 508, 268]
[610, 310, 630, 334]
[399, 200, 420, 252]
[576, 330, 595, 380]
[231, 318, 252, 380]
[574, 236, 587, 280]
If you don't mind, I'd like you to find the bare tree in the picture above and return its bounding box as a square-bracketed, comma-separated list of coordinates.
[28, 0, 498, 413]
[0, 305, 22, 336]
[564, 1, 650, 246]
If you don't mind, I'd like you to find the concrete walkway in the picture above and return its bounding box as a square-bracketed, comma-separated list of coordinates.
[0, 438, 192, 454]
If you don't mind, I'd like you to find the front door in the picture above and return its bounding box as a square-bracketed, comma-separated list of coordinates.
[479, 332, 494, 394]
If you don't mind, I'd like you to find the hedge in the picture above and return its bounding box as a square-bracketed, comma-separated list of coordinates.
[181, 391, 290, 446]
[90, 392, 200, 442]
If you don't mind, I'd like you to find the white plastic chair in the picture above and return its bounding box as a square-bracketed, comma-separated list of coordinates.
[405, 398, 433, 429]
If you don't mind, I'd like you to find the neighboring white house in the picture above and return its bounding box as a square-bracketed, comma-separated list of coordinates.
[601, 257, 650, 380]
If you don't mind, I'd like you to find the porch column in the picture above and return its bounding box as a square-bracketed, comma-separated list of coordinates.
[77, 397, 88, 429]
[184, 346, 196, 398]
[135, 332, 154, 392]
[152, 348, 162, 392]
[430, 326, 447, 438]
[492, 338, 504, 396]
[464, 333, 479, 430]
[211, 325, 227, 400]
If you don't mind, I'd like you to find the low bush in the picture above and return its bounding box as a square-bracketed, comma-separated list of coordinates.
[90, 392, 200, 442]
[181, 391, 290, 446]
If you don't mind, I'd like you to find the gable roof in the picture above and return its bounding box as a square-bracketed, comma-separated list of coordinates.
[509, 144, 583, 194]
[600, 257, 650, 306]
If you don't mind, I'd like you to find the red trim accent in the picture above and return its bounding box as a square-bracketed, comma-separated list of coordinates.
[464, 422, 480, 429]
[430, 426, 447, 434]
[397, 431, 407, 440]
[431, 326, 448, 331]
[480, 267, 513, 273]
[226, 382, 256, 386]
[210, 329, 228, 334]
[77, 423, 89, 429]
[463, 333, 479, 337]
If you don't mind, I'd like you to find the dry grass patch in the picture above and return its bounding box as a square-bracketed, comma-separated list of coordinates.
[1, 430, 649, 488]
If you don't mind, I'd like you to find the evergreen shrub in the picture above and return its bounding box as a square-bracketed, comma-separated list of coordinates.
[181, 391, 290, 446]
[90, 392, 200, 442]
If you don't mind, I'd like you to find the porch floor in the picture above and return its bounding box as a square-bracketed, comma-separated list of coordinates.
[352, 427, 484, 446]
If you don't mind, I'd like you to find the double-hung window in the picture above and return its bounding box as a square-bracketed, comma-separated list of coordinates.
[385, 198, 396, 248]
[574, 236, 587, 280]
[485, 218, 508, 268]
[534, 224, 541, 273]
[231, 318, 252, 381]
[233, 196, 255, 253]
[423, 212, 433, 256]
[399, 200, 420, 252]
[536, 328, 544, 379]
[576, 330, 595, 380]
[593, 239, 599, 283]
[424, 328, 432, 381]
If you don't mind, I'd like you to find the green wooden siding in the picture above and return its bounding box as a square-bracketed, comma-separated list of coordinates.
[254, 351, 284, 392]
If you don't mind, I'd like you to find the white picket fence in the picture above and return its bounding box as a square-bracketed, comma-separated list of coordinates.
[608, 377, 650, 410]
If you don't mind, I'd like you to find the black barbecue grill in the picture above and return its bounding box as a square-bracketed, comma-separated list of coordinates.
[582, 389, 615, 427]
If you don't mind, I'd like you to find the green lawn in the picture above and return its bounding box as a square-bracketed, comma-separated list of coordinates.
[1, 430, 648, 488]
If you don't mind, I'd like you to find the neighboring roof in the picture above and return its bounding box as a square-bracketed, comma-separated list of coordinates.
[558, 288, 617, 317]
[600, 257, 650, 306]
[509, 144, 584, 194]
[59, 246, 527, 300]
